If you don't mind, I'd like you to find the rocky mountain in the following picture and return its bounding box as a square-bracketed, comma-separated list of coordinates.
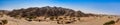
[7, 6, 87, 19]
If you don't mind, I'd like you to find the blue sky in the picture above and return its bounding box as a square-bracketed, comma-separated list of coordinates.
[0, 0, 120, 15]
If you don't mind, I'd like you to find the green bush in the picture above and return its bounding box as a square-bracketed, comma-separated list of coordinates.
[103, 20, 115, 25]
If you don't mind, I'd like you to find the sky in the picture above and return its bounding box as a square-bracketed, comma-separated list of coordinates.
[0, 0, 120, 15]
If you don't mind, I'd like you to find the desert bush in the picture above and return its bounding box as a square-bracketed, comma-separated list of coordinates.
[25, 16, 36, 21]
[50, 16, 58, 21]
[103, 20, 115, 25]
[2, 20, 8, 24]
[26, 19, 32, 22]
[26, 16, 36, 19]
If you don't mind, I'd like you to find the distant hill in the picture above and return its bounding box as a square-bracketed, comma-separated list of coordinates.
[7, 6, 87, 18]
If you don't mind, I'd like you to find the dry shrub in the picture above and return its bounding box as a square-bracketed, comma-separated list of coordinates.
[103, 20, 115, 25]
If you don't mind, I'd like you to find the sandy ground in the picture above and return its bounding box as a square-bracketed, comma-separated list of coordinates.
[0, 15, 120, 25]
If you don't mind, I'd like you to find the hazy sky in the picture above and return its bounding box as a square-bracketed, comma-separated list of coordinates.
[0, 0, 120, 15]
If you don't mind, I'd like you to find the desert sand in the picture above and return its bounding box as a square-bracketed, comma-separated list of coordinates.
[0, 15, 120, 25]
